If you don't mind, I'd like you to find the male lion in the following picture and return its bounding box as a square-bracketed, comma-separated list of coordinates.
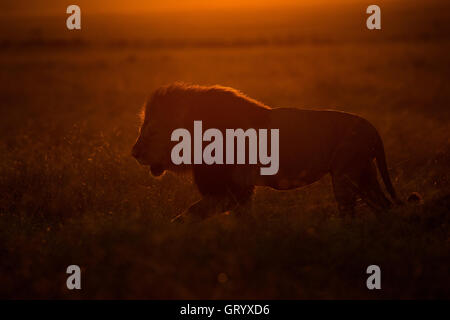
[132, 83, 402, 222]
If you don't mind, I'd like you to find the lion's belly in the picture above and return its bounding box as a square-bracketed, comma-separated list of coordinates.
[260, 169, 327, 190]
[250, 108, 348, 189]
[230, 164, 327, 190]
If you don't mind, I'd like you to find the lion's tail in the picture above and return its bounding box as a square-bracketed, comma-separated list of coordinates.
[374, 132, 403, 205]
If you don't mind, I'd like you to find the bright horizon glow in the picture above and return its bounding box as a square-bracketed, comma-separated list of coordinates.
[0, 0, 379, 15]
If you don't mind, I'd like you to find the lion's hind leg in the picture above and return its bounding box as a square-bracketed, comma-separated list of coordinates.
[330, 138, 392, 216]
[357, 160, 392, 213]
[332, 160, 392, 216]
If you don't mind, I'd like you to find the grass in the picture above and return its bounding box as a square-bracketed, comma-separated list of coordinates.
[0, 3, 449, 299]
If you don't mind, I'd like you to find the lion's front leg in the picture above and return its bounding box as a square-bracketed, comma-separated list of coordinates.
[171, 196, 238, 223]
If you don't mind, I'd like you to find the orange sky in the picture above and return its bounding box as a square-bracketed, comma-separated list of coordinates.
[1, 0, 371, 15]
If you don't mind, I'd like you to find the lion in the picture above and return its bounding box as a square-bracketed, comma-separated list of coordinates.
[132, 83, 403, 222]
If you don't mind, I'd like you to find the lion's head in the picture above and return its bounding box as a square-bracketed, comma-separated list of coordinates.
[132, 83, 270, 176]
[131, 84, 191, 176]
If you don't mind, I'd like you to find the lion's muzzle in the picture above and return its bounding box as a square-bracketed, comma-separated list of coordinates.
[149, 164, 165, 176]
[132, 144, 165, 176]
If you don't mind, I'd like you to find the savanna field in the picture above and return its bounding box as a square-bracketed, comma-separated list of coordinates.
[0, 1, 449, 299]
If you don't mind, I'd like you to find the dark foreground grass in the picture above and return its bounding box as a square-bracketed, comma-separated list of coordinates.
[0, 182, 449, 299]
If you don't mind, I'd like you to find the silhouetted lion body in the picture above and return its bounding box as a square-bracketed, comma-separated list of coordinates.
[132, 83, 402, 222]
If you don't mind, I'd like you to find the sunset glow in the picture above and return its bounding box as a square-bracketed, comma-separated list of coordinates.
[2, 0, 369, 15]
